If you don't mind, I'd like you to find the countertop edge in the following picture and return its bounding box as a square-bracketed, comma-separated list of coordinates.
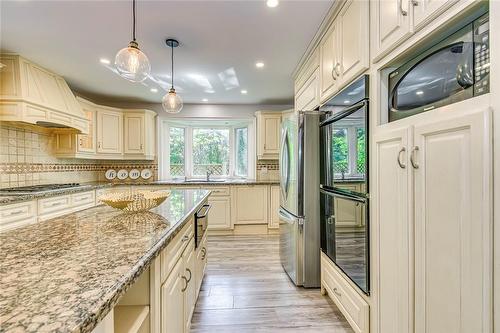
[76, 190, 211, 333]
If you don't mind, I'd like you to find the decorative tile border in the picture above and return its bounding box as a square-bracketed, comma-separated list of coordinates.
[257, 161, 279, 171]
[0, 163, 158, 174]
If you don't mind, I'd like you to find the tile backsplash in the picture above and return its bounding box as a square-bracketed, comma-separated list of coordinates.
[0, 124, 157, 189]
[256, 160, 279, 181]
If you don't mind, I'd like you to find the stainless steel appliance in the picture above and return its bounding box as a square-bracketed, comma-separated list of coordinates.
[388, 13, 489, 122]
[0, 183, 91, 195]
[319, 75, 370, 294]
[279, 111, 320, 287]
[194, 204, 210, 249]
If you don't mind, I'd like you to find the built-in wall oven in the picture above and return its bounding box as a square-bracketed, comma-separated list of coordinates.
[388, 13, 489, 122]
[319, 75, 370, 294]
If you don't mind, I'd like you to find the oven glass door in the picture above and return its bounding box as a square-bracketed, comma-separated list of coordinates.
[320, 103, 368, 196]
[320, 189, 369, 294]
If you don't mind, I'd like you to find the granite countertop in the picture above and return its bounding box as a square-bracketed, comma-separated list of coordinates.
[0, 180, 279, 205]
[0, 189, 210, 333]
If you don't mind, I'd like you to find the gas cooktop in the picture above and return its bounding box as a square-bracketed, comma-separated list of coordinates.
[0, 183, 91, 195]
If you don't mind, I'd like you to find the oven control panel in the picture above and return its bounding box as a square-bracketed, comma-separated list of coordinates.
[474, 14, 489, 96]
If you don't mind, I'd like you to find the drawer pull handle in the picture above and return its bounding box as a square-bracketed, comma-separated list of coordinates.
[186, 268, 192, 283]
[182, 235, 189, 242]
[181, 276, 188, 292]
[7, 209, 24, 216]
[333, 287, 342, 297]
[201, 247, 207, 260]
[49, 202, 63, 207]
[397, 147, 406, 169]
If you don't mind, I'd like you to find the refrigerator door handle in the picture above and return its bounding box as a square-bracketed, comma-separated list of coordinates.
[280, 128, 291, 200]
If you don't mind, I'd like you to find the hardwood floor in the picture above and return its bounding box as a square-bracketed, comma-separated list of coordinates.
[191, 234, 354, 332]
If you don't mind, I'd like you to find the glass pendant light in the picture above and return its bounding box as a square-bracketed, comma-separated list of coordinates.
[115, 0, 151, 82]
[162, 39, 183, 114]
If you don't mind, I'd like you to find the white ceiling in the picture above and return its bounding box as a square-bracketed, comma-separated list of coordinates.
[1, 0, 332, 105]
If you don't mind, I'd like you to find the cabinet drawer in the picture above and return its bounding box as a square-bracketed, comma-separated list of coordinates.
[0, 201, 37, 232]
[205, 186, 230, 197]
[72, 191, 95, 208]
[38, 195, 72, 220]
[321, 253, 369, 333]
[160, 219, 194, 282]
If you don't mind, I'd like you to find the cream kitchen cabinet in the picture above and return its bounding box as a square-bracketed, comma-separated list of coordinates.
[160, 257, 185, 333]
[337, 0, 369, 87]
[0, 200, 37, 232]
[373, 103, 492, 333]
[232, 185, 269, 225]
[319, 21, 340, 102]
[269, 185, 280, 229]
[295, 49, 320, 111]
[207, 196, 231, 230]
[255, 111, 281, 159]
[412, 0, 458, 30]
[96, 106, 123, 155]
[124, 110, 156, 160]
[55, 98, 156, 160]
[320, 0, 369, 103]
[370, 0, 412, 62]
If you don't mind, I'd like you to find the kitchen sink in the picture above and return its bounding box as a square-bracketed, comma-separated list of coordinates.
[184, 179, 227, 183]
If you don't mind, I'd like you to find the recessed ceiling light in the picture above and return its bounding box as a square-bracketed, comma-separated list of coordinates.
[99, 58, 111, 65]
[416, 90, 424, 95]
[267, 0, 279, 8]
[241, 90, 248, 94]
[255, 62, 265, 68]
[150, 88, 158, 93]
[344, 100, 350, 104]
[202, 98, 208, 102]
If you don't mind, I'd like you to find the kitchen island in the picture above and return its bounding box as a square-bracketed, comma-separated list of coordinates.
[0, 189, 210, 333]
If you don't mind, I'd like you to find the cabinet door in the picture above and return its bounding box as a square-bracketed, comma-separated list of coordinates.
[77, 104, 96, 153]
[124, 113, 145, 154]
[207, 196, 231, 230]
[373, 127, 412, 333]
[338, 0, 369, 86]
[413, 0, 458, 29]
[233, 185, 269, 224]
[97, 109, 123, 154]
[295, 68, 319, 111]
[319, 21, 340, 102]
[371, 0, 412, 61]
[269, 185, 280, 229]
[183, 240, 196, 332]
[413, 109, 491, 333]
[161, 258, 185, 333]
[263, 116, 280, 154]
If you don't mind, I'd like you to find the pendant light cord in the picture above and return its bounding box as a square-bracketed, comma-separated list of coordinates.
[171, 44, 174, 89]
[132, 0, 136, 42]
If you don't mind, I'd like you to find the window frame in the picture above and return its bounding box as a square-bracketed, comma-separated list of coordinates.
[159, 119, 255, 180]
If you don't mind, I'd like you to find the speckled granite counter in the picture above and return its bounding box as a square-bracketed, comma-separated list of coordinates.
[0, 189, 210, 333]
[0, 180, 279, 205]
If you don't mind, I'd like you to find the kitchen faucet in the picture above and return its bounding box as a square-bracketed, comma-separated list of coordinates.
[206, 170, 212, 181]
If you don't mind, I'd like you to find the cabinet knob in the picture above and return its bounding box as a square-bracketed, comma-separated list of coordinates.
[411, 0, 419, 6]
[98, 142, 102, 148]
[333, 287, 342, 297]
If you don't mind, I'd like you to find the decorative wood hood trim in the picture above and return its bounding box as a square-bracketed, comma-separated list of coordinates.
[0, 54, 90, 134]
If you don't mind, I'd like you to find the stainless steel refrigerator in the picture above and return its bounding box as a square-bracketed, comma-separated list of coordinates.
[279, 110, 320, 288]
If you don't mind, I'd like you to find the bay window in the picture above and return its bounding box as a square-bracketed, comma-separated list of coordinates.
[160, 119, 255, 179]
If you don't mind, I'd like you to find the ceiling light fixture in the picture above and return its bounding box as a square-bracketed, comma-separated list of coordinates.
[202, 98, 208, 102]
[266, 0, 279, 8]
[100, 58, 111, 65]
[241, 90, 248, 94]
[255, 62, 265, 68]
[114, 0, 151, 82]
[162, 39, 183, 114]
[150, 88, 158, 93]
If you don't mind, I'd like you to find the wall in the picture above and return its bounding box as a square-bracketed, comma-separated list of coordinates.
[0, 123, 157, 189]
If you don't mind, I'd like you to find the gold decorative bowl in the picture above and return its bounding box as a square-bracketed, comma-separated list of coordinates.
[99, 190, 170, 212]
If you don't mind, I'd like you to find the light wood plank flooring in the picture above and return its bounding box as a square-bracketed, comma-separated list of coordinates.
[191, 234, 354, 332]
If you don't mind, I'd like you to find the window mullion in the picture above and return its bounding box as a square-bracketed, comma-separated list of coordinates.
[185, 127, 193, 178]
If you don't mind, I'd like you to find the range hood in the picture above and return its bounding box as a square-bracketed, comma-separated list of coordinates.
[0, 54, 89, 134]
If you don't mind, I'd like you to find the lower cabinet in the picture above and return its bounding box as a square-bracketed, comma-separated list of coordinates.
[207, 196, 231, 230]
[321, 252, 369, 333]
[269, 185, 280, 229]
[159, 216, 207, 333]
[232, 185, 269, 225]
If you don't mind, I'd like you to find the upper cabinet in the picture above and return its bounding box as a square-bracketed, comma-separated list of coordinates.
[96, 106, 123, 155]
[371, 0, 462, 62]
[55, 97, 156, 160]
[319, 0, 369, 103]
[0, 54, 89, 133]
[255, 111, 281, 159]
[295, 49, 320, 111]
